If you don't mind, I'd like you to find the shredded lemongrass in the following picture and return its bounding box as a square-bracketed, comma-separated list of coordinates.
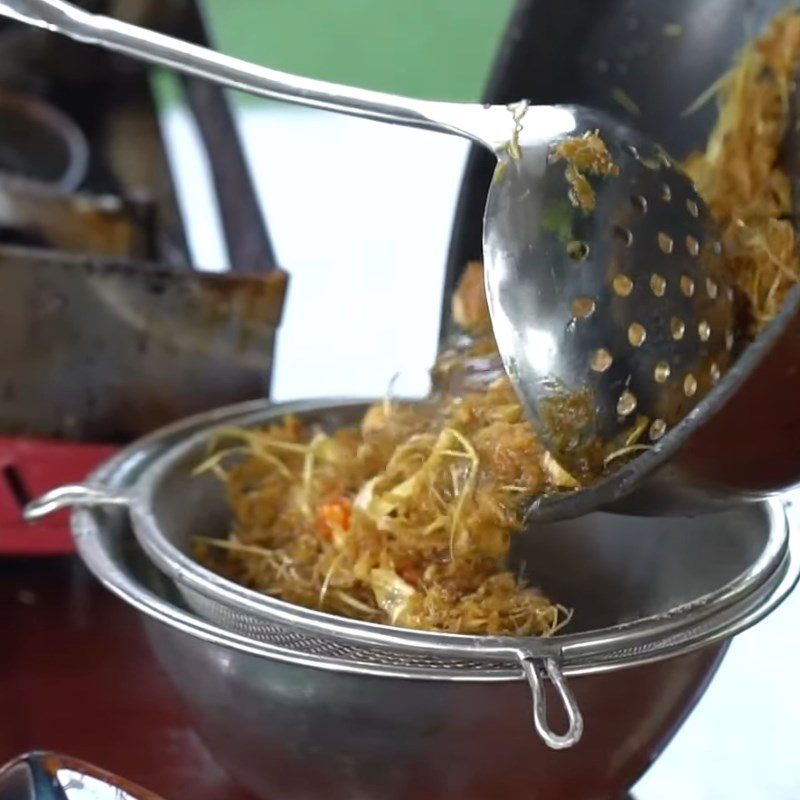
[550, 130, 620, 211]
[301, 432, 328, 516]
[383, 372, 400, 416]
[319, 553, 344, 607]
[624, 416, 650, 447]
[603, 444, 652, 467]
[683, 8, 800, 329]
[333, 590, 382, 617]
[611, 86, 641, 116]
[550, 605, 574, 635]
[193, 445, 291, 480]
[446, 428, 479, 559]
[212, 427, 309, 454]
[541, 451, 580, 489]
[680, 71, 730, 118]
[505, 100, 528, 161]
[195, 536, 273, 556]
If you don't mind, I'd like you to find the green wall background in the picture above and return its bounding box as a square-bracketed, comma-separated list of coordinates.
[202, 0, 516, 102]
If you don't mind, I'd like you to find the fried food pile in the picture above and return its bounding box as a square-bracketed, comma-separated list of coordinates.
[195, 268, 573, 635]
[196, 9, 800, 635]
[685, 8, 800, 331]
[551, 129, 621, 211]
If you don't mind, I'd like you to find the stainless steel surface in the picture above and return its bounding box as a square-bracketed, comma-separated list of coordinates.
[148, 626, 725, 800]
[0, 249, 287, 440]
[37, 396, 798, 797]
[0, 0, 584, 143]
[0, 0, 742, 518]
[484, 117, 735, 478]
[0, 6, 282, 439]
[522, 655, 584, 749]
[0, 176, 153, 256]
[26, 399, 800, 751]
[0, 751, 166, 800]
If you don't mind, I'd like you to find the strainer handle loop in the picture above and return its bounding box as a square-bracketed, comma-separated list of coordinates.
[24, 483, 131, 522]
[521, 655, 584, 749]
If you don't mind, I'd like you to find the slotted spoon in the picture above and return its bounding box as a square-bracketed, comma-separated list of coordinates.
[1, 0, 738, 518]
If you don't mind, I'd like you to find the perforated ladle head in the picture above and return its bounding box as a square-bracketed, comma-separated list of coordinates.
[484, 108, 737, 484]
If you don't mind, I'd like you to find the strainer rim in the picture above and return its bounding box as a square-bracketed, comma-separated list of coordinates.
[77, 397, 790, 667]
[71, 489, 799, 681]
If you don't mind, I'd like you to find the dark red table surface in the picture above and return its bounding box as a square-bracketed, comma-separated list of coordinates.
[2, 554, 636, 800]
[2, 555, 256, 800]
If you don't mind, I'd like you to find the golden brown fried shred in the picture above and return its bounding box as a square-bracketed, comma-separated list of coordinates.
[550, 130, 621, 211]
[194, 260, 578, 636]
[684, 7, 800, 330]
[196, 373, 570, 636]
[197, 9, 800, 637]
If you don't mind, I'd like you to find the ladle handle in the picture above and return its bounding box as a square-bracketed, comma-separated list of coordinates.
[2, 0, 511, 149]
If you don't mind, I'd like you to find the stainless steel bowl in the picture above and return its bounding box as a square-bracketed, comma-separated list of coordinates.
[46, 399, 800, 800]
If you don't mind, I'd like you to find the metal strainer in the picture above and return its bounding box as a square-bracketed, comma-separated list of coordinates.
[25, 399, 796, 751]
